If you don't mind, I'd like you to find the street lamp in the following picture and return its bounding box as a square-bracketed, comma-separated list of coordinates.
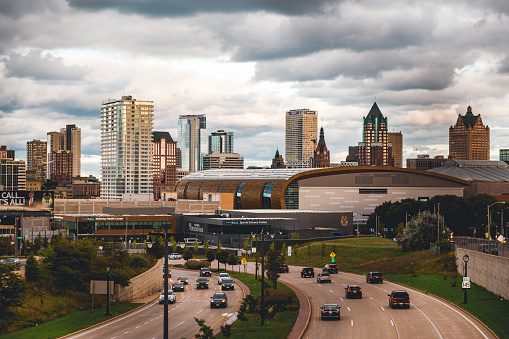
[271, 234, 276, 289]
[106, 266, 110, 316]
[487, 202, 506, 240]
[463, 254, 469, 304]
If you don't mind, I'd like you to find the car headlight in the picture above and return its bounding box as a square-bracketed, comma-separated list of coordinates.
[222, 300, 225, 302]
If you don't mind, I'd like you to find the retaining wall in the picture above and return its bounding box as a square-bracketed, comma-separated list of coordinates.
[115, 258, 163, 302]
[456, 248, 509, 300]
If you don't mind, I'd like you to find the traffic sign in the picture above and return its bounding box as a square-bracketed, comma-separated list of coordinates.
[462, 281, 471, 289]
[330, 252, 336, 258]
[241, 258, 247, 265]
[331, 258, 335, 263]
[288, 246, 292, 257]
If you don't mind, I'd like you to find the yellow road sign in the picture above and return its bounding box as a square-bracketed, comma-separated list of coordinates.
[330, 252, 336, 258]
[241, 258, 247, 265]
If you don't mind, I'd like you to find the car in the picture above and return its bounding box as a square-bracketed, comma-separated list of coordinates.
[210, 292, 228, 308]
[169, 253, 182, 260]
[278, 263, 289, 273]
[320, 304, 341, 320]
[218, 272, 230, 285]
[323, 264, 339, 274]
[301, 267, 314, 278]
[159, 290, 176, 304]
[200, 268, 212, 277]
[317, 272, 332, 283]
[2, 258, 21, 270]
[162, 267, 171, 279]
[388, 290, 410, 309]
[221, 278, 235, 291]
[177, 276, 188, 285]
[345, 285, 362, 299]
[196, 277, 209, 289]
[366, 271, 383, 284]
[173, 281, 185, 292]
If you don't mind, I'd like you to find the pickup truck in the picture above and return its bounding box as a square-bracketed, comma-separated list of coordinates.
[159, 290, 176, 304]
[388, 290, 410, 309]
[169, 253, 182, 259]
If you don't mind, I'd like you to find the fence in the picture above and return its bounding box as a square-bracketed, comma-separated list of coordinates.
[456, 236, 509, 258]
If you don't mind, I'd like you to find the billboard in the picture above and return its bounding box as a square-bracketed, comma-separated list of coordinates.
[0, 191, 54, 211]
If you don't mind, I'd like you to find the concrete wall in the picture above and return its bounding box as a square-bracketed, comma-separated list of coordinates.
[456, 248, 509, 300]
[115, 258, 163, 302]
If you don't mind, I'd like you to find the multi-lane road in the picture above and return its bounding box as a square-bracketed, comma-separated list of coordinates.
[64, 268, 243, 339]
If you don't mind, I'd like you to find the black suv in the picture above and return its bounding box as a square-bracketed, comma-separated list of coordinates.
[173, 281, 185, 292]
[301, 267, 314, 278]
[200, 268, 212, 277]
[366, 271, 383, 284]
[345, 285, 362, 299]
[196, 277, 209, 289]
[388, 290, 410, 309]
[221, 278, 235, 291]
[278, 263, 289, 273]
[210, 292, 228, 308]
[323, 264, 339, 274]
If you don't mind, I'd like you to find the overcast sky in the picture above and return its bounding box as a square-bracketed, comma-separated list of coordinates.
[1, 0, 509, 178]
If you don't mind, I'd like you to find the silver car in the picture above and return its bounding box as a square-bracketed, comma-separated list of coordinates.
[317, 272, 331, 283]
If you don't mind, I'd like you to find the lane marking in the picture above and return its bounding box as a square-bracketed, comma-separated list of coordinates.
[329, 290, 333, 293]
[347, 307, 350, 312]
[412, 304, 443, 339]
[339, 297, 343, 301]
[171, 321, 185, 330]
[193, 309, 202, 317]
[381, 306, 385, 311]
[351, 320, 354, 327]
[391, 320, 394, 327]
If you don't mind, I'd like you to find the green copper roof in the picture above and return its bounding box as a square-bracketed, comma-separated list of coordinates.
[461, 106, 479, 127]
[153, 131, 173, 142]
[365, 102, 385, 122]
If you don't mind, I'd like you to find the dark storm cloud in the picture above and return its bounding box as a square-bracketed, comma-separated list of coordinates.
[0, 0, 58, 19]
[3, 50, 86, 81]
[498, 56, 509, 73]
[67, 0, 340, 17]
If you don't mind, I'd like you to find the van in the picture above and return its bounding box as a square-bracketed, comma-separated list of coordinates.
[184, 238, 201, 245]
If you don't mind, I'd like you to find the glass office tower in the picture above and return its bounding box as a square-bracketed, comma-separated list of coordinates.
[177, 115, 207, 172]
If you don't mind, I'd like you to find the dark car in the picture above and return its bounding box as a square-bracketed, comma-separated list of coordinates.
[323, 264, 339, 274]
[210, 292, 228, 308]
[196, 277, 209, 289]
[388, 290, 410, 309]
[345, 285, 362, 299]
[221, 278, 235, 291]
[200, 268, 212, 277]
[278, 263, 289, 273]
[366, 271, 383, 284]
[320, 304, 341, 320]
[173, 281, 185, 292]
[317, 272, 331, 283]
[177, 276, 189, 285]
[301, 267, 315, 278]
[2, 258, 21, 270]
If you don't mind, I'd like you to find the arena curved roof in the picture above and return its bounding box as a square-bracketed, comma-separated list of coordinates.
[428, 160, 509, 182]
[181, 168, 313, 181]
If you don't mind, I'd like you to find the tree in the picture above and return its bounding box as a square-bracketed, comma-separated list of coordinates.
[203, 241, 209, 253]
[280, 242, 287, 263]
[244, 236, 251, 255]
[146, 235, 164, 258]
[293, 244, 299, 264]
[290, 232, 301, 239]
[206, 250, 215, 267]
[398, 211, 445, 251]
[220, 324, 232, 338]
[183, 248, 193, 261]
[170, 236, 178, 253]
[254, 252, 260, 280]
[265, 248, 284, 289]
[25, 254, 40, 283]
[217, 250, 229, 270]
[194, 240, 199, 253]
[227, 253, 238, 271]
[194, 317, 213, 339]
[0, 264, 26, 317]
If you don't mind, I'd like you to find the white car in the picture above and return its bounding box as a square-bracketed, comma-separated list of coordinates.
[169, 253, 181, 260]
[218, 273, 230, 285]
[159, 290, 176, 304]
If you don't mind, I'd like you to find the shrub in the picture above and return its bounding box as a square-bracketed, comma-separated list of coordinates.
[109, 268, 130, 287]
[264, 289, 299, 313]
[185, 260, 210, 270]
[130, 254, 149, 268]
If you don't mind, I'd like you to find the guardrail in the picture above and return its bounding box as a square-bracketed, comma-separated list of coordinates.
[456, 236, 509, 258]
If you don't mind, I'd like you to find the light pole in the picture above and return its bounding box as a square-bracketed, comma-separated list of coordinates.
[271, 233, 277, 289]
[125, 216, 128, 251]
[437, 203, 440, 242]
[463, 254, 469, 304]
[488, 202, 506, 240]
[260, 231, 265, 326]
[106, 266, 110, 316]
[163, 225, 169, 339]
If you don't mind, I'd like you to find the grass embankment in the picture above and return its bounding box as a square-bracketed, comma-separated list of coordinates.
[285, 237, 409, 272]
[387, 274, 509, 339]
[0, 302, 141, 339]
[214, 270, 299, 339]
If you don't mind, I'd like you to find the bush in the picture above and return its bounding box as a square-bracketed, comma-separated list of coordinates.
[264, 289, 299, 313]
[184, 260, 210, 270]
[109, 268, 131, 287]
[130, 254, 149, 268]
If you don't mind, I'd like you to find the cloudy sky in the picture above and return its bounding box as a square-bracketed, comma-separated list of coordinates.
[1, 0, 509, 178]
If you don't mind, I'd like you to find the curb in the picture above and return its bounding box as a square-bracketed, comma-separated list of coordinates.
[279, 279, 312, 339]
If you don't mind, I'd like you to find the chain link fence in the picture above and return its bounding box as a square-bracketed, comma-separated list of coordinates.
[456, 236, 509, 258]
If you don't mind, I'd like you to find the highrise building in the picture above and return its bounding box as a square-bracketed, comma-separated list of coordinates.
[500, 149, 509, 165]
[209, 130, 234, 154]
[203, 152, 244, 170]
[48, 150, 73, 185]
[0, 146, 15, 160]
[285, 109, 317, 168]
[312, 127, 330, 168]
[0, 156, 25, 191]
[152, 131, 179, 199]
[27, 140, 47, 182]
[59, 125, 81, 178]
[177, 115, 207, 172]
[358, 102, 390, 166]
[101, 95, 154, 200]
[449, 106, 490, 160]
[388, 132, 403, 168]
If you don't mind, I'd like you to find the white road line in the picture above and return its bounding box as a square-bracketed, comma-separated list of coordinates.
[193, 309, 202, 317]
[339, 297, 343, 301]
[351, 320, 354, 327]
[369, 297, 373, 300]
[391, 320, 394, 326]
[329, 290, 334, 293]
[171, 321, 185, 330]
[135, 326, 140, 329]
[412, 304, 443, 339]
[381, 306, 385, 311]
[347, 307, 350, 311]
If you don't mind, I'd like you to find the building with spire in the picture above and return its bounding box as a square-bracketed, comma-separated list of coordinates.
[449, 106, 490, 160]
[271, 148, 286, 169]
[312, 127, 330, 168]
[358, 102, 392, 166]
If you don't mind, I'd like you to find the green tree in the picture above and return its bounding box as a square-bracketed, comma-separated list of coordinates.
[220, 324, 232, 338]
[0, 264, 26, 317]
[203, 241, 209, 253]
[217, 250, 230, 271]
[194, 317, 213, 339]
[244, 236, 251, 254]
[227, 253, 238, 271]
[108, 267, 130, 287]
[265, 248, 284, 289]
[254, 252, 260, 280]
[146, 235, 164, 258]
[206, 250, 215, 267]
[183, 248, 193, 261]
[293, 244, 299, 263]
[25, 254, 40, 283]
[280, 242, 287, 262]
[170, 236, 178, 253]
[194, 240, 199, 253]
[217, 241, 222, 251]
[290, 232, 301, 239]
[398, 211, 445, 251]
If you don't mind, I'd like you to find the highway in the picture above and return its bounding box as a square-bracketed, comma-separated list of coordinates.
[66, 268, 243, 339]
[249, 263, 496, 339]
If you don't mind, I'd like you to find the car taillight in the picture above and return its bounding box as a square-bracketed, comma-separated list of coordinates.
[359, 289, 362, 292]
[348, 290, 351, 292]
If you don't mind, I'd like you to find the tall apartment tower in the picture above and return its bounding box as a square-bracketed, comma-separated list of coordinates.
[449, 106, 490, 160]
[285, 109, 317, 168]
[388, 132, 403, 167]
[312, 127, 330, 168]
[47, 132, 62, 180]
[27, 140, 47, 182]
[209, 130, 234, 154]
[0, 156, 25, 190]
[101, 95, 154, 200]
[177, 115, 207, 172]
[48, 150, 73, 184]
[358, 102, 389, 166]
[60, 124, 81, 178]
[152, 131, 179, 199]
[0, 145, 15, 160]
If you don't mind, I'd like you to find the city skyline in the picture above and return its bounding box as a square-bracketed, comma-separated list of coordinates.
[1, 1, 509, 179]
